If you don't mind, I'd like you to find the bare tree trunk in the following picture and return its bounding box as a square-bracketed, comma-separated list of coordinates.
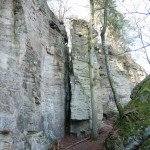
[100, 0, 123, 118]
[89, 0, 99, 140]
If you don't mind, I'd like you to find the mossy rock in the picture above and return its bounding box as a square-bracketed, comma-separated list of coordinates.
[104, 133, 125, 150]
[104, 75, 150, 150]
[141, 138, 150, 150]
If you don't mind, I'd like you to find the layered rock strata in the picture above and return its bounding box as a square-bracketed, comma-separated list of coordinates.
[96, 48, 147, 119]
[70, 19, 147, 137]
[0, 0, 67, 149]
[0, 1, 147, 148]
[70, 19, 103, 138]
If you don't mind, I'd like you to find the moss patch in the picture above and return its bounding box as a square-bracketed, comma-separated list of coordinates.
[141, 138, 150, 150]
[104, 75, 150, 149]
[104, 133, 125, 150]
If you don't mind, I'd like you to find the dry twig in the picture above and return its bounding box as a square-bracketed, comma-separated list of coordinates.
[64, 137, 90, 150]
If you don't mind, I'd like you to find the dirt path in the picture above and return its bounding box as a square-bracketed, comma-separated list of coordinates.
[50, 122, 112, 150]
[61, 135, 106, 150]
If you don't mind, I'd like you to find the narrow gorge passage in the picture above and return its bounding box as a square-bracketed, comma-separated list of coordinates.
[65, 46, 72, 134]
[0, 0, 149, 149]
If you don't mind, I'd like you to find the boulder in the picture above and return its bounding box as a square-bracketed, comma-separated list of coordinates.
[104, 75, 150, 150]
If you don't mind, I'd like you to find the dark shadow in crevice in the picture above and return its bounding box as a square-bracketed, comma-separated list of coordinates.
[65, 46, 72, 134]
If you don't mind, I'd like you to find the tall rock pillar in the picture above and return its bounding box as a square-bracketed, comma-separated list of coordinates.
[70, 19, 103, 138]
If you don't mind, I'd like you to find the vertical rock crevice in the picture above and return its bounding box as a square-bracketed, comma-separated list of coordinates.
[64, 46, 71, 133]
[0, 0, 68, 149]
[68, 18, 147, 138]
[0, 1, 147, 149]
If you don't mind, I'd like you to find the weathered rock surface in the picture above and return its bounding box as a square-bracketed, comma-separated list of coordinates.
[0, 0, 67, 149]
[70, 19, 103, 138]
[0, 0, 148, 148]
[69, 19, 147, 138]
[104, 75, 150, 150]
[96, 48, 147, 119]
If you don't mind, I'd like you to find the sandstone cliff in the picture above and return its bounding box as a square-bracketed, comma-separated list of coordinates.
[0, 1, 147, 149]
[69, 19, 147, 138]
[96, 47, 147, 119]
[0, 0, 67, 149]
[70, 19, 103, 138]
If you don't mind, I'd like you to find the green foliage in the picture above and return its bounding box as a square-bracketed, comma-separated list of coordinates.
[108, 8, 124, 38]
[117, 103, 124, 117]
[107, 0, 133, 48]
[91, 133, 99, 141]
[104, 133, 125, 150]
[95, 0, 134, 51]
[141, 139, 150, 150]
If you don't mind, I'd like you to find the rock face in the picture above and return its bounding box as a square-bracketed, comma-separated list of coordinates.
[105, 75, 150, 150]
[0, 1, 147, 148]
[96, 49, 147, 119]
[0, 0, 67, 149]
[70, 19, 103, 138]
[69, 19, 147, 138]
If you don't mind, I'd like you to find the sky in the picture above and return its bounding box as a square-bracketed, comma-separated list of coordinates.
[47, 0, 90, 20]
[116, 0, 150, 74]
[47, 0, 150, 74]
